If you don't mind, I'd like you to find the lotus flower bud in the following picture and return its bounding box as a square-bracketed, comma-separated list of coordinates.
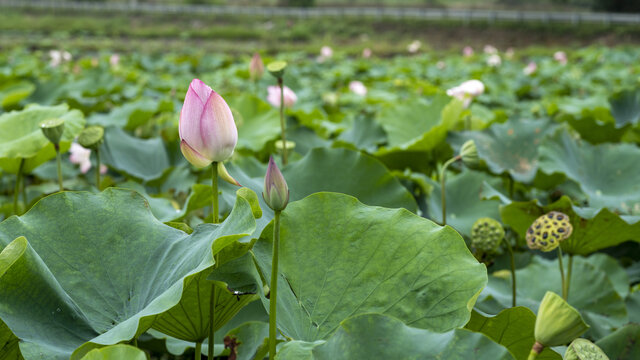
[179, 79, 238, 167]
[78, 125, 104, 150]
[267, 85, 297, 108]
[263, 156, 289, 212]
[249, 53, 264, 81]
[535, 291, 589, 347]
[526, 211, 573, 252]
[460, 140, 480, 168]
[471, 217, 504, 253]
[564, 339, 609, 360]
[40, 118, 65, 145]
[267, 61, 287, 79]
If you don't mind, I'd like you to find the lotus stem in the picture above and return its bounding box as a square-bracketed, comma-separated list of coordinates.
[13, 158, 25, 215]
[55, 144, 63, 192]
[527, 341, 544, 360]
[439, 155, 461, 226]
[278, 77, 288, 166]
[95, 148, 101, 191]
[209, 161, 220, 360]
[269, 210, 282, 360]
[211, 162, 219, 224]
[566, 254, 573, 301]
[558, 247, 566, 300]
[504, 237, 517, 307]
[195, 341, 202, 360]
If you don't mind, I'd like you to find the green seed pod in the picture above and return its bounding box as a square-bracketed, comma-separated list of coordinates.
[78, 126, 105, 150]
[564, 339, 609, 360]
[267, 61, 287, 78]
[460, 139, 480, 169]
[40, 118, 65, 145]
[526, 211, 573, 252]
[535, 291, 589, 347]
[471, 217, 504, 253]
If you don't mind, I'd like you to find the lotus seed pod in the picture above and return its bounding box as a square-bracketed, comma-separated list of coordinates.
[40, 118, 65, 145]
[471, 217, 504, 253]
[78, 125, 104, 150]
[564, 339, 609, 360]
[535, 291, 589, 347]
[526, 211, 573, 252]
[460, 139, 480, 169]
[267, 61, 287, 78]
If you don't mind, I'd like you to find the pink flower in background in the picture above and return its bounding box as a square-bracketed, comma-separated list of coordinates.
[407, 40, 422, 53]
[267, 85, 297, 108]
[110, 54, 120, 67]
[249, 52, 264, 81]
[446, 79, 485, 108]
[554, 51, 568, 65]
[317, 46, 333, 62]
[349, 81, 367, 96]
[463, 46, 474, 57]
[436, 61, 446, 70]
[69, 143, 107, 174]
[49, 50, 72, 67]
[362, 48, 372, 58]
[483, 45, 498, 54]
[523, 61, 537, 75]
[487, 54, 502, 67]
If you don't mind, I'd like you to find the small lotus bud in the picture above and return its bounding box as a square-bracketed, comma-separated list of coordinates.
[471, 217, 504, 253]
[535, 291, 589, 347]
[40, 118, 65, 145]
[78, 125, 104, 150]
[263, 156, 289, 212]
[249, 53, 264, 81]
[267, 85, 297, 108]
[564, 339, 609, 360]
[526, 211, 573, 252]
[267, 61, 287, 79]
[460, 140, 480, 168]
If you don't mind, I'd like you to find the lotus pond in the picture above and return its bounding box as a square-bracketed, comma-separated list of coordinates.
[0, 45, 639, 360]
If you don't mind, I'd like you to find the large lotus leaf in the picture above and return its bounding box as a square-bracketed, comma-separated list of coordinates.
[0, 81, 35, 109]
[553, 97, 626, 144]
[609, 88, 640, 128]
[465, 307, 561, 360]
[253, 192, 487, 341]
[596, 324, 640, 360]
[0, 104, 85, 173]
[228, 94, 281, 152]
[500, 196, 640, 255]
[0, 319, 21, 360]
[100, 127, 169, 182]
[424, 169, 502, 237]
[334, 116, 387, 153]
[80, 345, 146, 360]
[88, 98, 159, 130]
[224, 147, 417, 235]
[276, 313, 513, 360]
[478, 255, 627, 340]
[0, 188, 256, 360]
[448, 118, 556, 183]
[538, 130, 640, 213]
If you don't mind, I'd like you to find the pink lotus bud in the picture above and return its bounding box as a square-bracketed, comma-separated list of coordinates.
[263, 156, 289, 212]
[321, 46, 333, 58]
[249, 52, 264, 81]
[349, 81, 367, 96]
[446, 80, 485, 108]
[267, 85, 297, 108]
[179, 79, 238, 167]
[523, 61, 537, 75]
[69, 143, 92, 174]
[362, 48, 372, 58]
[554, 51, 568, 65]
[462, 46, 474, 57]
[110, 54, 120, 67]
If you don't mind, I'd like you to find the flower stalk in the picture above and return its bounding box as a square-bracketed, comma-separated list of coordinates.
[504, 237, 517, 307]
[439, 155, 460, 226]
[13, 158, 25, 215]
[208, 161, 219, 360]
[55, 145, 63, 192]
[269, 210, 281, 360]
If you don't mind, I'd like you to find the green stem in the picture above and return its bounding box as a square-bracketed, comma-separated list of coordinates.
[527, 349, 540, 360]
[212, 162, 219, 224]
[566, 254, 573, 301]
[278, 77, 288, 166]
[55, 144, 63, 192]
[13, 158, 25, 215]
[528, 342, 544, 360]
[558, 247, 566, 300]
[439, 155, 461, 226]
[95, 148, 101, 191]
[504, 237, 517, 307]
[269, 210, 281, 360]
[194, 342, 202, 360]
[208, 161, 220, 360]
[508, 176, 514, 199]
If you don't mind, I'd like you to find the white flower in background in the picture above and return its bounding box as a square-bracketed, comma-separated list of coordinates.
[110, 54, 120, 67]
[362, 48, 372, 58]
[69, 143, 107, 174]
[317, 45, 333, 62]
[436, 61, 446, 70]
[487, 54, 502, 67]
[483, 45, 498, 54]
[407, 40, 422, 53]
[554, 51, 568, 65]
[349, 81, 367, 96]
[446, 79, 485, 108]
[505, 47, 515, 59]
[523, 61, 537, 75]
[49, 50, 72, 67]
[462, 46, 474, 57]
[267, 85, 297, 108]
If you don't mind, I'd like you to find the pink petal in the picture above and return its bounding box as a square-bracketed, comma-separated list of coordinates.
[179, 84, 207, 152]
[180, 140, 212, 168]
[199, 91, 238, 162]
[189, 78, 213, 104]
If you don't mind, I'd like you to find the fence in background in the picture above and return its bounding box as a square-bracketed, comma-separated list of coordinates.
[2, 0, 640, 25]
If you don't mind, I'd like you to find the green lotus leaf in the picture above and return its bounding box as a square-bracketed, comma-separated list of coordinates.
[100, 127, 169, 182]
[609, 88, 640, 128]
[500, 196, 640, 255]
[276, 313, 513, 360]
[465, 307, 561, 360]
[0, 81, 35, 109]
[0, 188, 256, 360]
[0, 318, 22, 360]
[80, 345, 147, 360]
[449, 118, 556, 183]
[553, 97, 626, 144]
[478, 255, 627, 340]
[424, 169, 502, 237]
[334, 116, 387, 153]
[595, 324, 640, 360]
[228, 94, 281, 152]
[538, 130, 640, 213]
[253, 192, 487, 341]
[88, 98, 159, 130]
[0, 104, 85, 173]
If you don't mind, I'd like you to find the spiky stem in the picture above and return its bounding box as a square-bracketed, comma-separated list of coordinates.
[558, 247, 566, 300]
[55, 144, 63, 192]
[504, 237, 517, 307]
